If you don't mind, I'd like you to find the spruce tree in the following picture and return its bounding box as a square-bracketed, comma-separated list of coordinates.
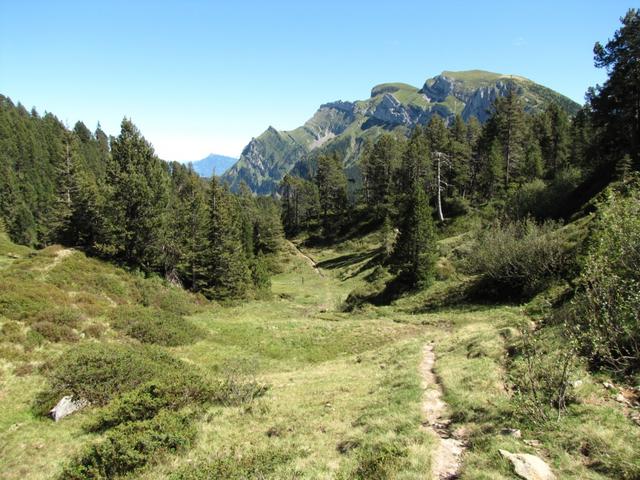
[493, 83, 526, 187]
[393, 183, 437, 289]
[203, 178, 250, 300]
[316, 152, 348, 238]
[361, 134, 401, 219]
[101, 118, 170, 271]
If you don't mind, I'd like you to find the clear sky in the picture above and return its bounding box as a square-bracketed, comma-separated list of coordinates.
[0, 1, 632, 161]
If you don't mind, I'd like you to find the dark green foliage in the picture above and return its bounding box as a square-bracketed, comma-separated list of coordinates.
[568, 179, 640, 376]
[251, 252, 272, 294]
[167, 163, 208, 289]
[399, 126, 431, 196]
[589, 9, 640, 169]
[33, 343, 194, 413]
[86, 379, 212, 433]
[361, 134, 402, 219]
[109, 306, 203, 346]
[202, 178, 251, 300]
[280, 174, 319, 235]
[60, 410, 196, 480]
[98, 119, 170, 271]
[507, 167, 583, 220]
[392, 184, 437, 289]
[463, 219, 570, 300]
[316, 152, 348, 239]
[352, 442, 408, 480]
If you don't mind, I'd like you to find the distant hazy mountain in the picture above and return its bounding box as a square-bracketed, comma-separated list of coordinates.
[188, 154, 237, 177]
[223, 70, 581, 195]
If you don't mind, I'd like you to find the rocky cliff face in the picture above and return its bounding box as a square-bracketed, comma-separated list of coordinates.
[223, 70, 580, 194]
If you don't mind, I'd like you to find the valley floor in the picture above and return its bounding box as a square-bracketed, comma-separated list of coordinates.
[1, 236, 638, 479]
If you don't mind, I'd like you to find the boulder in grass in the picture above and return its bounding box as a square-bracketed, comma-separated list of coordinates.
[49, 395, 88, 421]
[499, 449, 556, 480]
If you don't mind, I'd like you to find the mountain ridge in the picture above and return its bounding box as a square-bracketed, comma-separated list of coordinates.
[187, 153, 237, 177]
[223, 70, 581, 194]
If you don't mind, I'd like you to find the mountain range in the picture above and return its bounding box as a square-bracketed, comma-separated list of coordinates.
[187, 153, 237, 177]
[222, 70, 581, 194]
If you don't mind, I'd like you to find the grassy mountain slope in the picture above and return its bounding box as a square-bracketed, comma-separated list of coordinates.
[2, 205, 638, 478]
[223, 70, 581, 194]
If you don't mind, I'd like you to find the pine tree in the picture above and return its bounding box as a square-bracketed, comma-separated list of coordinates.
[589, 9, 640, 168]
[493, 83, 527, 187]
[169, 163, 208, 289]
[316, 152, 348, 238]
[522, 141, 545, 180]
[399, 126, 431, 194]
[361, 134, 401, 218]
[393, 183, 437, 288]
[480, 139, 505, 197]
[100, 118, 170, 271]
[203, 178, 251, 300]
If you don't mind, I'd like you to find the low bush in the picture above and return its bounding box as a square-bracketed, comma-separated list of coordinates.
[31, 321, 78, 343]
[568, 179, 640, 377]
[214, 359, 269, 406]
[30, 307, 82, 328]
[109, 306, 203, 346]
[0, 278, 70, 320]
[169, 448, 293, 479]
[61, 410, 196, 480]
[509, 327, 578, 424]
[462, 219, 570, 300]
[507, 167, 582, 220]
[86, 377, 212, 432]
[33, 343, 196, 415]
[352, 442, 408, 480]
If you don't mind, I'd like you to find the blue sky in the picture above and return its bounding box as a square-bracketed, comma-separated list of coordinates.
[0, 1, 632, 160]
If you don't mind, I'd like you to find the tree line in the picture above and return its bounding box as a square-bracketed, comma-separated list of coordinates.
[280, 9, 640, 288]
[0, 104, 281, 299]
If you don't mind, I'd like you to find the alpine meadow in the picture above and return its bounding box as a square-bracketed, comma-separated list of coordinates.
[1, 3, 640, 480]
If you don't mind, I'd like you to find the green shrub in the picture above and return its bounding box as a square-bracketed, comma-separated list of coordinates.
[509, 327, 578, 424]
[86, 377, 212, 432]
[568, 180, 640, 377]
[169, 448, 293, 479]
[1, 320, 25, 343]
[31, 321, 78, 343]
[0, 278, 70, 320]
[134, 277, 201, 316]
[214, 359, 269, 406]
[507, 167, 582, 220]
[61, 410, 196, 480]
[30, 307, 82, 328]
[352, 442, 408, 480]
[109, 306, 203, 346]
[462, 219, 570, 300]
[33, 343, 194, 414]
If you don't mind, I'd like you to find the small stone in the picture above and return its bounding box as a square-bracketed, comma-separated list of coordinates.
[501, 428, 522, 438]
[49, 395, 88, 421]
[524, 439, 542, 447]
[615, 393, 631, 406]
[603, 382, 616, 390]
[499, 449, 556, 480]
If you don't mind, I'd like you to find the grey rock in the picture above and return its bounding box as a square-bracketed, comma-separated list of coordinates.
[501, 427, 522, 438]
[49, 395, 88, 421]
[499, 449, 556, 480]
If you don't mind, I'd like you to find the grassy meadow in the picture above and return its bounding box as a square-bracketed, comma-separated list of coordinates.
[0, 225, 638, 479]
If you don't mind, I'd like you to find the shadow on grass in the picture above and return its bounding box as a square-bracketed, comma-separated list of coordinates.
[316, 249, 380, 270]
